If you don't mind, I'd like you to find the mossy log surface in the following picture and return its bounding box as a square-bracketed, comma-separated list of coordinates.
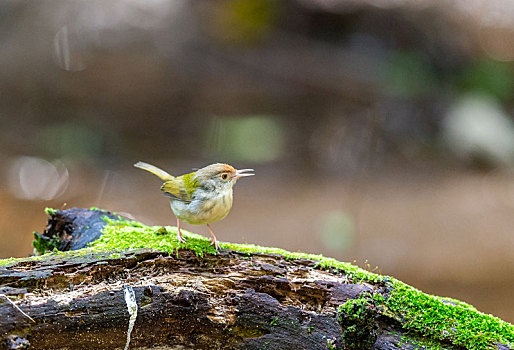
[0, 209, 512, 350]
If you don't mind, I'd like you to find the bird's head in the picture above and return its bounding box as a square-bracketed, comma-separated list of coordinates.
[194, 163, 254, 191]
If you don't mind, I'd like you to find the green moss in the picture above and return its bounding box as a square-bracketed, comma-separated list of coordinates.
[89, 206, 112, 213]
[1, 214, 513, 350]
[92, 218, 218, 257]
[325, 338, 337, 349]
[44, 207, 57, 216]
[339, 286, 513, 350]
[399, 334, 450, 350]
[383, 280, 514, 349]
[91, 217, 513, 349]
[0, 248, 122, 267]
[32, 232, 60, 255]
[337, 294, 378, 350]
[220, 242, 382, 283]
[389, 332, 448, 350]
[92, 217, 383, 283]
[0, 257, 19, 266]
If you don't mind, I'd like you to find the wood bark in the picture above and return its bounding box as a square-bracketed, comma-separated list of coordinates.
[0, 209, 499, 350]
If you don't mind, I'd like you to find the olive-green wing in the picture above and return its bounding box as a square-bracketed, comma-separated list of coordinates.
[160, 172, 199, 202]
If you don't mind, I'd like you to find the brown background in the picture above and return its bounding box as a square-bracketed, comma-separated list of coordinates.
[1, 0, 513, 322]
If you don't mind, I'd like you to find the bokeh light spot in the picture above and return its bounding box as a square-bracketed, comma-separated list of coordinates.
[39, 123, 104, 159]
[8, 157, 69, 201]
[208, 115, 285, 162]
[441, 93, 514, 167]
[318, 210, 355, 253]
[210, 0, 278, 45]
[53, 25, 87, 72]
[381, 51, 437, 97]
[456, 59, 514, 100]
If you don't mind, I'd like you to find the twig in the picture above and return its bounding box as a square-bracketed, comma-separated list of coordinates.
[0, 293, 35, 322]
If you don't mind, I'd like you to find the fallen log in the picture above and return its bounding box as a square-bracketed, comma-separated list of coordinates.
[0, 208, 512, 350]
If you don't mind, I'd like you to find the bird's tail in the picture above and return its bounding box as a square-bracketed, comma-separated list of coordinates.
[134, 161, 174, 181]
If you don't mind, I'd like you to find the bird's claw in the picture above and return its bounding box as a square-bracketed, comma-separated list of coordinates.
[177, 234, 187, 244]
[210, 237, 220, 250]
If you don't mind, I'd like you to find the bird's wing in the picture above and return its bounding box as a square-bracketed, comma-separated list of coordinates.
[160, 172, 199, 202]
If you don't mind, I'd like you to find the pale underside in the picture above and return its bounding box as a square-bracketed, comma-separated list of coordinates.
[170, 188, 233, 225]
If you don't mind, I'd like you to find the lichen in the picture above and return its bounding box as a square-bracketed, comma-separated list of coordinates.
[1, 213, 513, 350]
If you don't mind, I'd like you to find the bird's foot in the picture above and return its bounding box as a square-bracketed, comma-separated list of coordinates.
[210, 237, 220, 250]
[177, 233, 187, 244]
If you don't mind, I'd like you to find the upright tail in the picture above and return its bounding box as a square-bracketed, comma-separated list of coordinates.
[134, 161, 174, 181]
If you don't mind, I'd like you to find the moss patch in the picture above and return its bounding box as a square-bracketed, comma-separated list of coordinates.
[44, 207, 57, 216]
[339, 287, 513, 350]
[384, 281, 514, 349]
[32, 232, 60, 254]
[1, 214, 513, 350]
[396, 332, 449, 350]
[337, 293, 378, 349]
[91, 217, 382, 283]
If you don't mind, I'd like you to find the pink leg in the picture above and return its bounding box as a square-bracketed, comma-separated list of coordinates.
[206, 224, 219, 250]
[177, 218, 186, 244]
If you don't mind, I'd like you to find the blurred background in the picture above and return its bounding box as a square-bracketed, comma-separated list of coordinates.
[1, 0, 513, 322]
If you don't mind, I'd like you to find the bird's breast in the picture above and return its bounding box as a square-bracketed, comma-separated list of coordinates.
[170, 189, 233, 225]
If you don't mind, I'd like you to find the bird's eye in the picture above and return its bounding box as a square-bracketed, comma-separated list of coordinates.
[221, 173, 228, 180]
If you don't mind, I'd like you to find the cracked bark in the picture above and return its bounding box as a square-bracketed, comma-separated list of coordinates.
[0, 209, 486, 350]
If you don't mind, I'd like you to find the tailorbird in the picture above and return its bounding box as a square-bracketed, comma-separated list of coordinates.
[134, 161, 254, 249]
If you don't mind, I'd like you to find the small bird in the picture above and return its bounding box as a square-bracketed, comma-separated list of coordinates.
[134, 161, 254, 249]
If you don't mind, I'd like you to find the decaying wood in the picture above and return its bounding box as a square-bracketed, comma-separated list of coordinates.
[0, 209, 492, 350]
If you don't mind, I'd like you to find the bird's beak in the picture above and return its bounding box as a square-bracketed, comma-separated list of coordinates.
[234, 169, 254, 179]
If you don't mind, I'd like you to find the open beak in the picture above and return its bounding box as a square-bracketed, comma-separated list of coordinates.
[234, 168, 254, 179]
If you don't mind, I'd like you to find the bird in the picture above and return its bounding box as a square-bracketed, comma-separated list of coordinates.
[134, 161, 254, 249]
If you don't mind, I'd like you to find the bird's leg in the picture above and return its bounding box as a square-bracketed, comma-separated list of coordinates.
[177, 218, 186, 244]
[206, 224, 219, 250]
